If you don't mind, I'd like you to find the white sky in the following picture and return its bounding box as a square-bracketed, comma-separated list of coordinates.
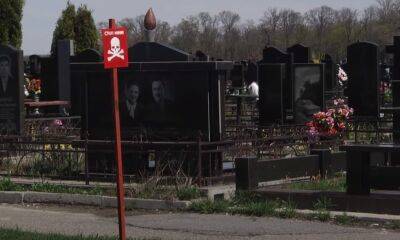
[22, 0, 378, 55]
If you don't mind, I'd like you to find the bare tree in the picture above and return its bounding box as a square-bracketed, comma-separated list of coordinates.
[260, 8, 281, 46]
[118, 16, 145, 46]
[155, 21, 172, 44]
[171, 16, 199, 53]
[376, 0, 399, 22]
[305, 6, 337, 54]
[360, 6, 377, 41]
[197, 12, 220, 56]
[96, 1, 400, 61]
[337, 8, 359, 44]
[278, 9, 303, 48]
[239, 20, 263, 60]
[218, 11, 241, 59]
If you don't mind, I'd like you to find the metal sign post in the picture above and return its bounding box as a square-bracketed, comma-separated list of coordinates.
[101, 18, 129, 240]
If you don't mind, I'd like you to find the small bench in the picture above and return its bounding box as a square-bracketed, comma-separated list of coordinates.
[340, 144, 400, 195]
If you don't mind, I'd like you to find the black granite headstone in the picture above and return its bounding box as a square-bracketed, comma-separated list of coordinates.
[347, 42, 379, 117]
[245, 61, 257, 85]
[71, 49, 102, 63]
[128, 42, 191, 62]
[39, 56, 56, 101]
[287, 44, 310, 63]
[259, 46, 293, 122]
[72, 41, 232, 175]
[293, 64, 325, 123]
[231, 62, 245, 88]
[0, 44, 24, 134]
[40, 40, 74, 103]
[70, 49, 102, 117]
[28, 55, 42, 78]
[195, 50, 209, 61]
[57, 40, 74, 103]
[321, 54, 335, 91]
[258, 64, 285, 125]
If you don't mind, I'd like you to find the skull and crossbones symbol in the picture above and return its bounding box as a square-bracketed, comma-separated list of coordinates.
[107, 37, 125, 61]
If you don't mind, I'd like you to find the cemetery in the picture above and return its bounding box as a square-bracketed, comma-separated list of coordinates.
[3, 2, 400, 239]
[0, 8, 399, 200]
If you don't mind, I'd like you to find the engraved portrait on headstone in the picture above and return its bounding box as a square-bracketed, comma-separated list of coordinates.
[0, 45, 24, 135]
[121, 82, 145, 126]
[0, 55, 13, 98]
[147, 79, 175, 123]
[294, 65, 324, 123]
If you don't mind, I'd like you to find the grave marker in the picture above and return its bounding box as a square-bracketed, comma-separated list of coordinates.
[231, 62, 245, 88]
[259, 46, 293, 122]
[321, 54, 335, 92]
[293, 64, 324, 123]
[258, 64, 285, 125]
[287, 44, 310, 63]
[0, 44, 24, 135]
[347, 42, 379, 117]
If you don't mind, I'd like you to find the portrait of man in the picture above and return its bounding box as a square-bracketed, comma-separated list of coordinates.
[145, 79, 175, 126]
[0, 55, 13, 98]
[121, 82, 144, 126]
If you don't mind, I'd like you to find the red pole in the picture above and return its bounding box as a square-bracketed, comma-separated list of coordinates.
[109, 18, 126, 240]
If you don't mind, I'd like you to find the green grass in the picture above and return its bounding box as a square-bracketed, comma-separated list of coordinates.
[309, 197, 333, 222]
[0, 177, 24, 191]
[289, 177, 346, 192]
[176, 186, 201, 200]
[277, 200, 297, 218]
[385, 220, 400, 230]
[0, 227, 157, 240]
[313, 196, 334, 210]
[30, 183, 104, 195]
[0, 177, 201, 200]
[0, 177, 104, 195]
[189, 199, 231, 214]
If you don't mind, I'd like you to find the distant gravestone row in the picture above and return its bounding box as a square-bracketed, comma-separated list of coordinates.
[256, 41, 392, 126]
[258, 44, 325, 125]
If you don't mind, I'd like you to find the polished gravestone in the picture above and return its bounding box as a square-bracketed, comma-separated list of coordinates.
[259, 46, 293, 122]
[0, 44, 24, 135]
[230, 62, 245, 88]
[321, 54, 335, 92]
[245, 61, 257, 85]
[258, 64, 285, 125]
[70, 49, 103, 117]
[39, 40, 74, 116]
[287, 44, 310, 64]
[347, 42, 379, 117]
[71, 41, 232, 175]
[194, 50, 209, 61]
[293, 64, 325, 124]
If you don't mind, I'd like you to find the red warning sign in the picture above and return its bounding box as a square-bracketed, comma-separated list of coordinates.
[101, 27, 129, 69]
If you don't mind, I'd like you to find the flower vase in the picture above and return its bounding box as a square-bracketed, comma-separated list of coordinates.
[33, 94, 40, 116]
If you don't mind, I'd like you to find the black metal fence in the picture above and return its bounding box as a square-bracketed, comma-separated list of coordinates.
[0, 109, 395, 185]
